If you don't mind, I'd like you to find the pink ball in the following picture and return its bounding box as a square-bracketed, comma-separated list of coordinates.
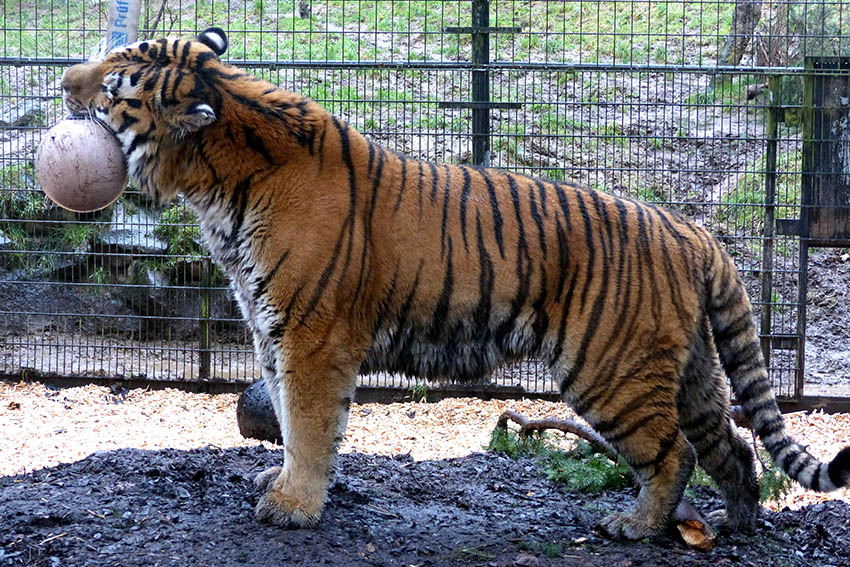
[37, 118, 128, 213]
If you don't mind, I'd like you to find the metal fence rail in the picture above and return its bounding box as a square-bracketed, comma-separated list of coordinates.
[2, 0, 850, 400]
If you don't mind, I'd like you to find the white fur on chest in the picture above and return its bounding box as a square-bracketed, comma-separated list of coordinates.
[194, 201, 278, 338]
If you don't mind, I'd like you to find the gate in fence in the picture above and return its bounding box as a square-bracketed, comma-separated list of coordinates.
[1, 0, 849, 408]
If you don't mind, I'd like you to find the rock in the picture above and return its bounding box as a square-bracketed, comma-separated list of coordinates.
[237, 378, 282, 445]
[0, 99, 46, 127]
[96, 204, 168, 255]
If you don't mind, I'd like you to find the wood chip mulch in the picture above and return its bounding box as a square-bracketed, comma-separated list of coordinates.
[2, 380, 849, 511]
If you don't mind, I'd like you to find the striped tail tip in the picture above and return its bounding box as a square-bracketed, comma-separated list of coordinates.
[827, 446, 850, 490]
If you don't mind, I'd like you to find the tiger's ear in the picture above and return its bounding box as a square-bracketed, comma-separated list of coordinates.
[165, 100, 217, 137]
[197, 27, 228, 56]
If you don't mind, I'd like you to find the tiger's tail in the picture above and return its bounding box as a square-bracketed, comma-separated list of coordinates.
[705, 242, 850, 492]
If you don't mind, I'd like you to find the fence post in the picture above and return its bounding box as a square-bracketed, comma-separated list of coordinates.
[471, 0, 491, 167]
[198, 256, 212, 381]
[759, 75, 780, 372]
[441, 1, 521, 166]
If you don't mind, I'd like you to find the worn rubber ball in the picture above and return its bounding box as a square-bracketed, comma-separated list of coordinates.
[36, 118, 128, 213]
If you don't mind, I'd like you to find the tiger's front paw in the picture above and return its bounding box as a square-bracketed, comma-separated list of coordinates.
[253, 466, 324, 528]
[255, 487, 323, 528]
[254, 466, 282, 493]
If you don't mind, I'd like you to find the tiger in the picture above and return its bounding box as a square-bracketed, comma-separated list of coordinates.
[59, 27, 850, 540]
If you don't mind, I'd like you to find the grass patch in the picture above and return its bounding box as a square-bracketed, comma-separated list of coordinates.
[6, 0, 848, 68]
[544, 440, 632, 493]
[2, 0, 742, 65]
[685, 75, 764, 107]
[715, 150, 801, 235]
[596, 123, 627, 147]
[633, 184, 666, 203]
[535, 111, 586, 136]
[455, 546, 495, 561]
[0, 173, 112, 274]
[541, 168, 567, 182]
[488, 427, 631, 494]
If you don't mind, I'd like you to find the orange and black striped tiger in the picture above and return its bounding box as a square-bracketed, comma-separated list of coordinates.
[60, 28, 849, 539]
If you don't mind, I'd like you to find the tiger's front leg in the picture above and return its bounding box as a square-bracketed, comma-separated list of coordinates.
[254, 342, 359, 528]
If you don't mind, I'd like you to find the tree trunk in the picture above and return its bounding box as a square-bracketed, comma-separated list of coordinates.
[720, 0, 763, 66]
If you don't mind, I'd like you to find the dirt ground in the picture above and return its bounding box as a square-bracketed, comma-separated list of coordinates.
[4, 447, 850, 567]
[2, 382, 850, 567]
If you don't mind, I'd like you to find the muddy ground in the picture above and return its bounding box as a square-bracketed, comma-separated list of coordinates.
[2, 446, 849, 567]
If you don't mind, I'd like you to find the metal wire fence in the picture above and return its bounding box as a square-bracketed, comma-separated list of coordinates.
[2, 0, 850, 399]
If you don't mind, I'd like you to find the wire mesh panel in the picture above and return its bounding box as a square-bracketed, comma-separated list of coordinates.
[2, 0, 850, 398]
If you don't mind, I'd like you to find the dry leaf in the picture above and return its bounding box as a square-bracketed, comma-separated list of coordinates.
[677, 519, 717, 552]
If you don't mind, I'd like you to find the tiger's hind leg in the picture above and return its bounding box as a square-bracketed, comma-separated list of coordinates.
[595, 429, 695, 540]
[679, 317, 759, 531]
[565, 357, 696, 540]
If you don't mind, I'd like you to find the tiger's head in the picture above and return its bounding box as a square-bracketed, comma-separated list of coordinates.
[60, 27, 321, 205]
[61, 28, 229, 202]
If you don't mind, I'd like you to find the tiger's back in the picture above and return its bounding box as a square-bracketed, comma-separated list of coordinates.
[60, 27, 850, 541]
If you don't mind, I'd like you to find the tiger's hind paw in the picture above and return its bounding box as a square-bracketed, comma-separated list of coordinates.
[596, 512, 658, 540]
[706, 508, 757, 533]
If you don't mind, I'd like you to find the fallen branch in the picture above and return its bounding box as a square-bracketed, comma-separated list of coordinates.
[496, 410, 619, 462]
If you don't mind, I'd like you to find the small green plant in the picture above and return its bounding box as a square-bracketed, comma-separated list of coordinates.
[410, 383, 428, 403]
[715, 150, 801, 235]
[153, 205, 202, 257]
[688, 466, 717, 489]
[541, 541, 562, 558]
[597, 123, 626, 147]
[535, 111, 586, 135]
[252, 0, 265, 17]
[757, 447, 793, 504]
[544, 440, 632, 493]
[89, 266, 113, 294]
[635, 184, 665, 203]
[488, 428, 631, 493]
[61, 223, 97, 249]
[487, 425, 546, 459]
[542, 168, 566, 182]
[686, 447, 791, 505]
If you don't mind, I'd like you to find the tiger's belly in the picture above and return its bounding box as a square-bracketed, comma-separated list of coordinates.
[361, 310, 551, 382]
